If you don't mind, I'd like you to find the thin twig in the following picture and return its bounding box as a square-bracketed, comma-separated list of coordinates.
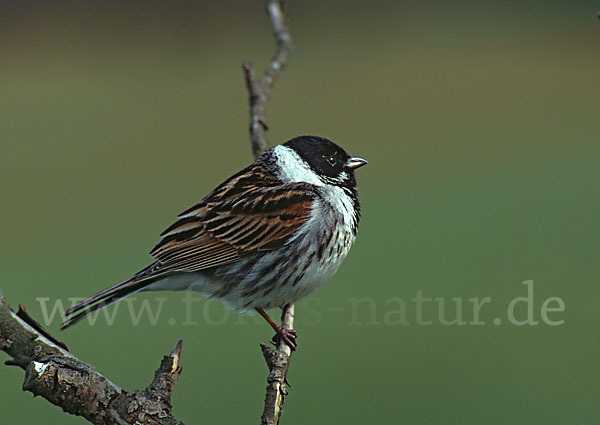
[260, 304, 295, 425]
[242, 1, 295, 424]
[243, 0, 293, 159]
[16, 302, 69, 351]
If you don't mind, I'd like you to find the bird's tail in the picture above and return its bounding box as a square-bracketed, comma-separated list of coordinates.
[61, 266, 165, 330]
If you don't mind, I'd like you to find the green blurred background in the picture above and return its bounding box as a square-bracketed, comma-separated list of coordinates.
[1, 1, 599, 423]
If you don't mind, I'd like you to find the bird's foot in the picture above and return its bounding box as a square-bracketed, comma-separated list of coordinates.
[271, 327, 297, 351]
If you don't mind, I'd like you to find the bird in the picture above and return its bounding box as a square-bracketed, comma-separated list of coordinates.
[61, 135, 367, 350]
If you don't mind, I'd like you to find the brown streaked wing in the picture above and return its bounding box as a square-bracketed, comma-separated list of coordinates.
[177, 161, 282, 219]
[147, 178, 316, 275]
[204, 184, 315, 251]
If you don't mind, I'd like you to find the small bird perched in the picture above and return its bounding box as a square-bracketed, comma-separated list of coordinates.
[62, 135, 367, 350]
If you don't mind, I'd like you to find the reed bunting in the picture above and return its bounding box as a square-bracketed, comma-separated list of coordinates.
[62, 135, 367, 350]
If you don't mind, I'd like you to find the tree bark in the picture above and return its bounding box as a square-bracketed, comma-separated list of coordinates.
[0, 290, 184, 424]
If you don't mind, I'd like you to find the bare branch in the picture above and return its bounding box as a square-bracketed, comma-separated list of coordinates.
[242, 2, 296, 424]
[260, 304, 295, 425]
[243, 0, 293, 159]
[0, 290, 73, 368]
[0, 289, 184, 424]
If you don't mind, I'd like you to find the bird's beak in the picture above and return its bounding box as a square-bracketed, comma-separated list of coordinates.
[345, 155, 368, 170]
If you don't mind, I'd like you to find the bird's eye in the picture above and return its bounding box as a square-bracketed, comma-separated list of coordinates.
[325, 155, 336, 166]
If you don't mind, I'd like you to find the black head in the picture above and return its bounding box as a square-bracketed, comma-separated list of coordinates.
[283, 135, 367, 187]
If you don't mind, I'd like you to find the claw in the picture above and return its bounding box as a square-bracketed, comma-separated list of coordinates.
[256, 308, 298, 351]
[272, 328, 297, 351]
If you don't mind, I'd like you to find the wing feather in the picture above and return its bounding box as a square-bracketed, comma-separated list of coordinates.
[146, 165, 317, 277]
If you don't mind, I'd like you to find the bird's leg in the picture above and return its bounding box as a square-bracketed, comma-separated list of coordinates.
[255, 308, 297, 351]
